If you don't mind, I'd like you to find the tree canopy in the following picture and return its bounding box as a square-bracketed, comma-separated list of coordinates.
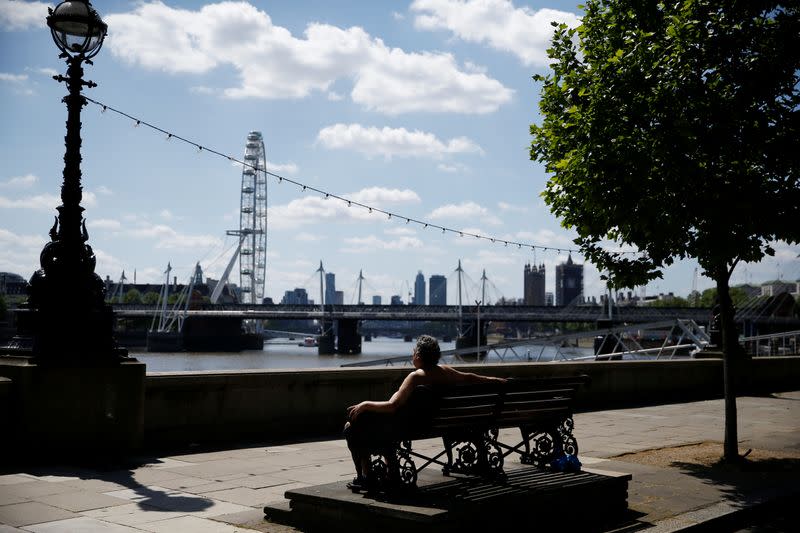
[531, 0, 800, 462]
[531, 0, 800, 289]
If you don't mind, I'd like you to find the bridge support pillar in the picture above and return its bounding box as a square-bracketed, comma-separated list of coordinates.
[455, 320, 487, 360]
[318, 319, 336, 355]
[336, 319, 362, 355]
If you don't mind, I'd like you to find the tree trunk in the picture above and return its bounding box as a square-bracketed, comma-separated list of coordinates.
[715, 272, 739, 462]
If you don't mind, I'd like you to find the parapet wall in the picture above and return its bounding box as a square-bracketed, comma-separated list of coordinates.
[143, 357, 800, 449]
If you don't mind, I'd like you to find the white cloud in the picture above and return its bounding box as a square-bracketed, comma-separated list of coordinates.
[0, 1, 50, 31]
[348, 187, 421, 205]
[0, 193, 55, 210]
[341, 235, 424, 253]
[30, 67, 58, 77]
[266, 160, 299, 175]
[294, 232, 322, 242]
[392, 11, 405, 21]
[87, 218, 122, 231]
[385, 227, 417, 236]
[190, 86, 217, 95]
[437, 163, 469, 173]
[105, 2, 512, 114]
[512, 229, 574, 249]
[326, 91, 343, 101]
[0, 173, 37, 188]
[93, 248, 127, 280]
[0, 190, 96, 211]
[127, 223, 222, 250]
[0, 72, 28, 83]
[95, 185, 113, 195]
[497, 201, 529, 213]
[427, 201, 502, 225]
[0, 228, 44, 275]
[318, 124, 482, 159]
[411, 0, 580, 67]
[269, 186, 420, 230]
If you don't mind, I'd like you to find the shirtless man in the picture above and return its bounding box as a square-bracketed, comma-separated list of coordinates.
[344, 334, 505, 489]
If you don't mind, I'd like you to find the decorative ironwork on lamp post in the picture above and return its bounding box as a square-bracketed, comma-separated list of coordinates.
[17, 1, 125, 361]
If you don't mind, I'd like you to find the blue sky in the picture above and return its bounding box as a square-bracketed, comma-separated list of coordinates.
[1, 0, 798, 305]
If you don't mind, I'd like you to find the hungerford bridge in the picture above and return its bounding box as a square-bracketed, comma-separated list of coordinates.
[113, 303, 711, 324]
[114, 302, 716, 354]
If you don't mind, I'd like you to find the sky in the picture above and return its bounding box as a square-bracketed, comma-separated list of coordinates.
[1, 0, 798, 306]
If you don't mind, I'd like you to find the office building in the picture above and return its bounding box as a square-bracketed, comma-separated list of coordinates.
[555, 254, 584, 306]
[523, 263, 546, 305]
[325, 272, 336, 305]
[335, 290, 344, 305]
[545, 292, 554, 306]
[372, 295, 381, 305]
[390, 295, 403, 306]
[414, 271, 426, 305]
[429, 275, 447, 305]
[281, 288, 309, 305]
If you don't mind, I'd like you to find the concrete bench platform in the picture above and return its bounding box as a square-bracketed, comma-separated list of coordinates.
[264, 465, 633, 532]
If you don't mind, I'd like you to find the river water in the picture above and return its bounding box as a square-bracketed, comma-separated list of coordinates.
[132, 337, 581, 372]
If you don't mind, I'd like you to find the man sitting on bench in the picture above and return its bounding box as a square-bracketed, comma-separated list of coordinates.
[344, 335, 506, 490]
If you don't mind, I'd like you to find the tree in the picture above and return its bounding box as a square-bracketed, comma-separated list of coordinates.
[123, 288, 143, 305]
[531, 1, 800, 462]
[698, 287, 751, 308]
[142, 291, 161, 305]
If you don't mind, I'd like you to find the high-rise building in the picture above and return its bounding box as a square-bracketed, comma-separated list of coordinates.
[390, 295, 403, 305]
[523, 263, 546, 305]
[324, 272, 336, 305]
[334, 290, 344, 305]
[281, 288, 309, 305]
[555, 254, 584, 306]
[545, 292, 554, 306]
[429, 275, 447, 305]
[414, 271, 426, 306]
[372, 295, 381, 305]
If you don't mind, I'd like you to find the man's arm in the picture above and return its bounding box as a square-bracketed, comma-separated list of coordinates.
[347, 371, 419, 421]
[446, 366, 506, 385]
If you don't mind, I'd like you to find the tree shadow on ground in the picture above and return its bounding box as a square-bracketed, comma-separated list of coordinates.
[669, 455, 800, 508]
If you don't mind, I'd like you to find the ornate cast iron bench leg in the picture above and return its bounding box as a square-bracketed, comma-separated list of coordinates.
[518, 425, 561, 467]
[558, 416, 578, 457]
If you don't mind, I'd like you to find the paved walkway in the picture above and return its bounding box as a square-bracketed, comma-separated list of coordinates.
[1, 392, 798, 532]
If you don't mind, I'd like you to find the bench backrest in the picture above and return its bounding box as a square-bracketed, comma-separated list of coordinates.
[402, 376, 589, 438]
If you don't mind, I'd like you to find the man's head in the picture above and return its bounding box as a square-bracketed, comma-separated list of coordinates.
[414, 335, 441, 367]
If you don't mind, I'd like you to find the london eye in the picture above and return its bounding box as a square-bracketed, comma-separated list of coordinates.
[212, 131, 267, 305]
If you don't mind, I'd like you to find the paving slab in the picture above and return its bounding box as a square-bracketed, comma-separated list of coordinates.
[21, 516, 142, 533]
[134, 514, 244, 532]
[0, 483, 76, 501]
[80, 503, 186, 526]
[0, 502, 75, 528]
[33, 491, 130, 513]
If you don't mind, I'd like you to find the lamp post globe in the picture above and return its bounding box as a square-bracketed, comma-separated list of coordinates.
[19, 0, 124, 362]
[46, 0, 107, 59]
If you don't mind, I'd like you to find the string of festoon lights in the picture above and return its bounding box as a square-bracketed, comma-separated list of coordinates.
[86, 96, 641, 257]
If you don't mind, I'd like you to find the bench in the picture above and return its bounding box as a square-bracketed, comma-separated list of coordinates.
[360, 375, 589, 491]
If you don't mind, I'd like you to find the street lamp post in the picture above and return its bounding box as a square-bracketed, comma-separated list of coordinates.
[18, 0, 125, 361]
[0, 2, 144, 459]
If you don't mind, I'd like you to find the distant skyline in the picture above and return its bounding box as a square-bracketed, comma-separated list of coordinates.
[1, 1, 797, 305]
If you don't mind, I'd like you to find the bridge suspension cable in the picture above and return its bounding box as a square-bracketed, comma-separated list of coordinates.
[84, 97, 642, 258]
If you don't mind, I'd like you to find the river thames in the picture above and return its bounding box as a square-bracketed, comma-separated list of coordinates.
[132, 336, 578, 372]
